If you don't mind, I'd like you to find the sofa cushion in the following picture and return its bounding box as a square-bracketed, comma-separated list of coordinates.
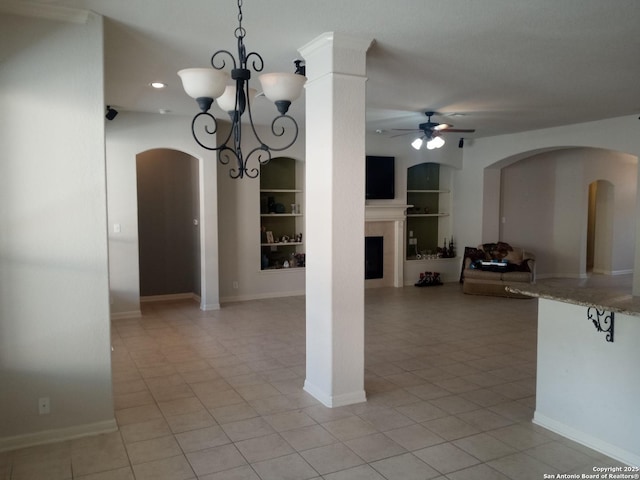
[501, 271, 533, 283]
[465, 268, 532, 283]
[464, 268, 505, 280]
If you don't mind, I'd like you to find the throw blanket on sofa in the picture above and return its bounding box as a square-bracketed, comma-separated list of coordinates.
[470, 242, 531, 272]
[481, 242, 513, 259]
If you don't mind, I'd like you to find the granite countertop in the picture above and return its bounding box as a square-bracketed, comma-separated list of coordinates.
[506, 283, 640, 317]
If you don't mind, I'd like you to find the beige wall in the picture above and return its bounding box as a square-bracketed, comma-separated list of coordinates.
[0, 12, 114, 449]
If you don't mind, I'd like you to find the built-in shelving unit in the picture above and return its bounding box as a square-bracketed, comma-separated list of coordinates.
[406, 190, 450, 217]
[259, 158, 305, 270]
[406, 163, 452, 260]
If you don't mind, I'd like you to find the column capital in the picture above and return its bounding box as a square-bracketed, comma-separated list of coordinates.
[299, 32, 373, 80]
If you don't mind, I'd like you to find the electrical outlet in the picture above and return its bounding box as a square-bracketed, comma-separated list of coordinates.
[38, 397, 50, 415]
[232, 281, 239, 289]
[409, 238, 417, 245]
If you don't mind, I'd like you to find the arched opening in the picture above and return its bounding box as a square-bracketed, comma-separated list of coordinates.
[136, 148, 201, 300]
[497, 147, 636, 279]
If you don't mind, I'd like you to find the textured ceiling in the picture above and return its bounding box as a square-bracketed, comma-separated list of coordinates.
[4, 0, 640, 139]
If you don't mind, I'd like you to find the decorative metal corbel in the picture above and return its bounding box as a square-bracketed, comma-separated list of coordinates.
[587, 307, 614, 343]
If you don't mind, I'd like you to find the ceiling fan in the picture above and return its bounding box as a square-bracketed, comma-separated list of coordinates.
[392, 111, 476, 149]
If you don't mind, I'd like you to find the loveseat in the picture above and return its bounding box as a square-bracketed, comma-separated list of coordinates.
[461, 242, 535, 298]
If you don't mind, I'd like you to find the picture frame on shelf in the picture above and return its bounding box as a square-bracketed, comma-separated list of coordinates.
[265, 231, 274, 244]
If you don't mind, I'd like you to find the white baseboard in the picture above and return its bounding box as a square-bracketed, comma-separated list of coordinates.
[600, 269, 633, 276]
[536, 273, 587, 280]
[200, 302, 221, 311]
[220, 290, 305, 304]
[533, 412, 639, 467]
[537, 270, 633, 280]
[303, 380, 367, 408]
[0, 419, 118, 453]
[612, 269, 634, 276]
[110, 309, 141, 320]
[140, 293, 200, 303]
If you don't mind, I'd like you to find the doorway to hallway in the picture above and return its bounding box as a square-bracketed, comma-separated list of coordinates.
[136, 148, 201, 299]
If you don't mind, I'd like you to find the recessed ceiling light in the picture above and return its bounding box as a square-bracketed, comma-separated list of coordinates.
[150, 82, 167, 89]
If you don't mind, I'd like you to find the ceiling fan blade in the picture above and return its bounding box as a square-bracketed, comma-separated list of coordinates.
[390, 131, 421, 138]
[391, 128, 422, 131]
[433, 123, 452, 131]
[439, 128, 476, 133]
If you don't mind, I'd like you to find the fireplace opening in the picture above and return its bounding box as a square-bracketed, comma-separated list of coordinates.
[365, 236, 384, 279]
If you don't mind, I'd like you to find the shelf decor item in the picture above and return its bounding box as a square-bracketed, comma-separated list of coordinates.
[439, 236, 456, 258]
[178, 0, 306, 179]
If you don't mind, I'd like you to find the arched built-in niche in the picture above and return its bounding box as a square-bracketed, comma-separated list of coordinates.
[406, 162, 453, 258]
[259, 157, 305, 270]
[216, 150, 306, 302]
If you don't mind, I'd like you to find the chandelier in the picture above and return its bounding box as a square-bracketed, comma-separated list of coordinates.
[178, 0, 306, 179]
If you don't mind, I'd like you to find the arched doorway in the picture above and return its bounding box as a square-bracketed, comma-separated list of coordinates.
[136, 148, 201, 299]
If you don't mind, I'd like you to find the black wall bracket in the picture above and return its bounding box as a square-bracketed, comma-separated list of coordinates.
[587, 307, 615, 343]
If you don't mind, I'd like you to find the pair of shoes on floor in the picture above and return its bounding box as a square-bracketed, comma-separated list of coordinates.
[414, 271, 442, 287]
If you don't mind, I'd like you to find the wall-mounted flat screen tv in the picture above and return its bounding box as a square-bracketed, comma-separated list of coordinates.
[366, 155, 395, 199]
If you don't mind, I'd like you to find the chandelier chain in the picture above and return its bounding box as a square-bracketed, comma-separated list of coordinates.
[235, 0, 245, 39]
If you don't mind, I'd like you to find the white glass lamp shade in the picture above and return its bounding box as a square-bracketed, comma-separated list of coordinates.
[426, 136, 445, 149]
[258, 72, 306, 102]
[411, 138, 424, 150]
[177, 68, 228, 100]
[217, 86, 257, 113]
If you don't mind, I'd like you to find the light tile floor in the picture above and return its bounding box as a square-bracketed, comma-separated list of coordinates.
[2, 283, 630, 479]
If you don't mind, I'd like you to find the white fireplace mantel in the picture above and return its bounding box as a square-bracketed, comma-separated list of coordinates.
[365, 203, 411, 222]
[364, 203, 411, 287]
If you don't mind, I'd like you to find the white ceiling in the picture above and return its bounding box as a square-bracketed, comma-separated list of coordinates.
[5, 0, 640, 139]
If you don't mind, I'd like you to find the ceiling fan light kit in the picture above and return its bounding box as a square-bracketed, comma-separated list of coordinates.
[427, 135, 445, 149]
[411, 135, 446, 150]
[178, 0, 306, 179]
[397, 111, 476, 151]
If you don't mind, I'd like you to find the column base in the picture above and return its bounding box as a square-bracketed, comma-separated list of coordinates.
[304, 380, 367, 408]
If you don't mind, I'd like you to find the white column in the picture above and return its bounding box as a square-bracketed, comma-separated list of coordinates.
[634, 160, 640, 297]
[299, 32, 372, 407]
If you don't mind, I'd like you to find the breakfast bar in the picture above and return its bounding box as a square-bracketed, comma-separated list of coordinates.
[507, 283, 640, 467]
